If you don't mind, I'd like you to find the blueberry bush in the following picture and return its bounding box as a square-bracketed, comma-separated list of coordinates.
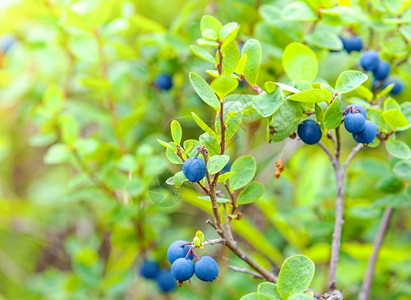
[0, 1, 411, 299]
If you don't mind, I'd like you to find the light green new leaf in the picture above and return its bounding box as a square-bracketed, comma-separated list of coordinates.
[190, 45, 215, 63]
[170, 120, 182, 145]
[315, 103, 324, 124]
[393, 160, 411, 183]
[282, 42, 318, 82]
[44, 144, 72, 164]
[240, 293, 274, 300]
[189, 72, 220, 111]
[221, 38, 240, 75]
[288, 89, 332, 103]
[277, 255, 315, 299]
[211, 75, 238, 99]
[324, 98, 342, 129]
[43, 84, 64, 112]
[219, 22, 239, 41]
[166, 146, 183, 165]
[218, 171, 235, 183]
[252, 88, 284, 117]
[173, 171, 187, 187]
[157, 139, 174, 149]
[235, 54, 248, 75]
[207, 155, 230, 175]
[229, 155, 256, 191]
[237, 182, 265, 205]
[288, 293, 313, 300]
[335, 70, 368, 94]
[305, 29, 343, 50]
[386, 139, 411, 160]
[242, 39, 262, 85]
[257, 282, 281, 300]
[60, 114, 79, 144]
[384, 98, 401, 111]
[282, 1, 318, 21]
[200, 15, 222, 40]
[382, 109, 409, 130]
[269, 81, 300, 94]
[191, 112, 219, 141]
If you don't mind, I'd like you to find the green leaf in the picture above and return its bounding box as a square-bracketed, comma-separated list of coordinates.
[384, 98, 401, 111]
[199, 133, 220, 156]
[198, 195, 230, 204]
[236, 54, 248, 75]
[170, 120, 182, 145]
[43, 84, 64, 112]
[211, 75, 238, 99]
[219, 22, 239, 41]
[240, 293, 274, 300]
[172, 171, 187, 187]
[315, 103, 324, 124]
[60, 114, 79, 144]
[189, 72, 220, 111]
[376, 174, 404, 194]
[166, 143, 183, 165]
[393, 160, 411, 183]
[207, 155, 230, 175]
[277, 255, 315, 299]
[195, 230, 205, 244]
[269, 101, 305, 142]
[237, 182, 265, 205]
[282, 1, 318, 21]
[229, 156, 256, 191]
[79, 77, 111, 90]
[220, 38, 240, 75]
[190, 45, 216, 63]
[324, 98, 342, 129]
[218, 171, 235, 183]
[305, 29, 343, 50]
[270, 82, 300, 94]
[252, 89, 284, 117]
[242, 39, 262, 85]
[257, 282, 281, 300]
[382, 109, 409, 130]
[335, 70, 368, 94]
[386, 139, 411, 160]
[200, 15, 222, 40]
[44, 144, 72, 164]
[191, 112, 219, 141]
[288, 89, 332, 103]
[282, 42, 318, 82]
[157, 139, 174, 149]
[288, 293, 313, 300]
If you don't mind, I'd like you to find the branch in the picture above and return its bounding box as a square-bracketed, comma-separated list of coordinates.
[239, 75, 263, 95]
[228, 265, 264, 279]
[342, 143, 363, 175]
[318, 142, 336, 168]
[202, 238, 226, 246]
[359, 206, 393, 300]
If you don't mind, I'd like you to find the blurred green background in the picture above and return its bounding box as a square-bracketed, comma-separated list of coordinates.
[0, 0, 410, 299]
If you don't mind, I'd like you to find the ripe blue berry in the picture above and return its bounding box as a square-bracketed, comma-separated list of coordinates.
[360, 50, 379, 72]
[343, 36, 363, 53]
[344, 113, 366, 133]
[171, 258, 194, 282]
[352, 120, 378, 144]
[139, 260, 160, 279]
[167, 240, 194, 264]
[297, 120, 322, 145]
[381, 78, 404, 95]
[156, 270, 176, 293]
[182, 157, 207, 182]
[373, 60, 390, 81]
[194, 256, 219, 282]
[221, 162, 231, 174]
[346, 104, 367, 119]
[155, 74, 173, 91]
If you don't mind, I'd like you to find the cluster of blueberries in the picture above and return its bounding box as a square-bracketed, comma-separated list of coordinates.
[139, 260, 176, 293]
[168, 240, 219, 283]
[338, 35, 403, 95]
[297, 104, 377, 145]
[154, 74, 173, 91]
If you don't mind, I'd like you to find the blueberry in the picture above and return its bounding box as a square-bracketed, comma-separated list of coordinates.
[373, 60, 390, 81]
[346, 104, 367, 119]
[352, 120, 378, 144]
[297, 119, 322, 145]
[156, 270, 176, 293]
[344, 113, 366, 133]
[343, 36, 363, 53]
[221, 162, 231, 174]
[154, 74, 173, 91]
[139, 260, 160, 279]
[360, 50, 380, 72]
[182, 157, 207, 182]
[167, 240, 194, 264]
[381, 78, 404, 95]
[194, 256, 219, 282]
[171, 258, 194, 282]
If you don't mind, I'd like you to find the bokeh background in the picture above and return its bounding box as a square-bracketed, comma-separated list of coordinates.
[0, 0, 410, 299]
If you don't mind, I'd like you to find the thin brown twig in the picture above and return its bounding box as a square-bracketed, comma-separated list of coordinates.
[359, 206, 393, 300]
[228, 265, 264, 279]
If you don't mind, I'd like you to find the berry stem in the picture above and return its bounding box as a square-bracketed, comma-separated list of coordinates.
[359, 206, 394, 300]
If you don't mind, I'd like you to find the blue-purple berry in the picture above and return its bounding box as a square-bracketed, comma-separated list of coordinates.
[155, 74, 173, 91]
[139, 260, 160, 279]
[167, 240, 194, 264]
[156, 270, 177, 293]
[360, 50, 379, 72]
[171, 258, 194, 282]
[194, 256, 219, 282]
[297, 119, 322, 145]
[344, 113, 366, 133]
[182, 157, 207, 182]
[373, 60, 390, 81]
[352, 120, 378, 144]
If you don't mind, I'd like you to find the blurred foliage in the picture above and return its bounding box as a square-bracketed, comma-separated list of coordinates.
[0, 0, 410, 299]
